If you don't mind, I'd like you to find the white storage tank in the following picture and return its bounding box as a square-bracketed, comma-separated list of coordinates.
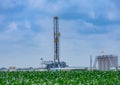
[95, 55, 118, 71]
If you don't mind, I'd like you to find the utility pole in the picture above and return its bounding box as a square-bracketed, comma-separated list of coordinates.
[53, 16, 60, 67]
[90, 55, 92, 70]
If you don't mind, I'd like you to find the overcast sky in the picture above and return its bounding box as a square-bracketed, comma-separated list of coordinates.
[0, 0, 120, 68]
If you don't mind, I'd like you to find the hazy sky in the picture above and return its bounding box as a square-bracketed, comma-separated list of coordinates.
[0, 0, 120, 68]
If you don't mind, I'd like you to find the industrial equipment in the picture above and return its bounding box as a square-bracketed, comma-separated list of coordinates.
[42, 16, 68, 70]
[93, 55, 118, 71]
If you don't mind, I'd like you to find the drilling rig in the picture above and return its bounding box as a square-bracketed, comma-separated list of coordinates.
[42, 16, 68, 70]
[54, 16, 60, 67]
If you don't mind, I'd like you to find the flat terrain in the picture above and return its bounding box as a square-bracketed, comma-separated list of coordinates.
[0, 70, 120, 85]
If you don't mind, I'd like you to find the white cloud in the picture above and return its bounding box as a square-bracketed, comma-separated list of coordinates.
[26, 0, 69, 15]
[1, 0, 120, 21]
[27, 0, 46, 9]
[106, 11, 120, 21]
[88, 11, 96, 19]
[0, 21, 34, 45]
[6, 22, 18, 33]
[36, 16, 52, 31]
[68, 0, 120, 20]
[0, 22, 20, 42]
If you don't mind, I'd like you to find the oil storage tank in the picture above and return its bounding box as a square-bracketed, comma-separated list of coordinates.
[96, 55, 118, 71]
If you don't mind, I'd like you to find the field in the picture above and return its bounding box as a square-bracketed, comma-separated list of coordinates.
[0, 70, 120, 85]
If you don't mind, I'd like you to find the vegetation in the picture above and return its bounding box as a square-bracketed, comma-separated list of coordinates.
[0, 70, 120, 85]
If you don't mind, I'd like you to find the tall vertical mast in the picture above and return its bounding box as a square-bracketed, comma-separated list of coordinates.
[90, 55, 92, 70]
[54, 16, 60, 66]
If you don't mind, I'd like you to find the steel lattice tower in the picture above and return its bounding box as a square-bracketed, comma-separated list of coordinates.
[53, 16, 60, 67]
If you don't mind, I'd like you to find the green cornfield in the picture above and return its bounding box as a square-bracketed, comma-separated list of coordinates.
[0, 70, 120, 85]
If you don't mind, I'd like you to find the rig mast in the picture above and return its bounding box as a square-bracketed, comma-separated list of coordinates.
[54, 16, 60, 67]
[42, 16, 67, 70]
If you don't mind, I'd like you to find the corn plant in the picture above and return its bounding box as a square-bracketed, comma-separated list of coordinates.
[0, 70, 120, 85]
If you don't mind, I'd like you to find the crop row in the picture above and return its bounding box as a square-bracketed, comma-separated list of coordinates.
[0, 70, 120, 85]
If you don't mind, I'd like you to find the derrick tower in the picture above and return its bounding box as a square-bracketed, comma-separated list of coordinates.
[41, 16, 67, 70]
[53, 16, 60, 67]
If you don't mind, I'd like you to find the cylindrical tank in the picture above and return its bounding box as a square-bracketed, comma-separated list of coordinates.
[97, 55, 118, 70]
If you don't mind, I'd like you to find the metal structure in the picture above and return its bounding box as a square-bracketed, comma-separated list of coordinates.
[90, 55, 92, 70]
[41, 16, 68, 70]
[93, 55, 118, 70]
[54, 16, 60, 67]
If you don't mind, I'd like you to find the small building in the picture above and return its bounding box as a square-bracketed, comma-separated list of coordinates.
[9, 66, 16, 71]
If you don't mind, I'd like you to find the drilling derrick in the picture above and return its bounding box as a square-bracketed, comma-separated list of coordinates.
[42, 16, 67, 70]
[54, 16, 60, 67]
